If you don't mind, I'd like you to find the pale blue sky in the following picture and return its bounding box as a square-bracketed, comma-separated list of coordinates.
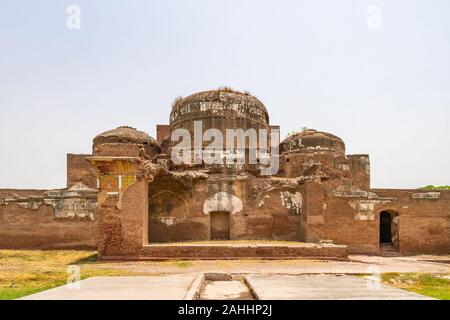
[0, 0, 449, 189]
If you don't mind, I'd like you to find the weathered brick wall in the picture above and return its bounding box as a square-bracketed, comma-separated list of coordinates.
[0, 186, 98, 249]
[91, 154, 449, 257]
[348, 154, 370, 189]
[156, 124, 171, 144]
[97, 181, 148, 257]
[67, 154, 98, 189]
[97, 164, 306, 257]
[281, 152, 352, 183]
[147, 175, 304, 244]
[303, 182, 326, 243]
[372, 189, 450, 254]
[317, 186, 450, 254]
[93, 143, 142, 157]
[323, 196, 380, 254]
[119, 181, 148, 255]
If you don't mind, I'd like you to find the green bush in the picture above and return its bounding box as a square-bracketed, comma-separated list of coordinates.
[421, 185, 450, 190]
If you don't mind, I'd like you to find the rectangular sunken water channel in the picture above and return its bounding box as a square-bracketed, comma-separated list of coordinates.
[199, 273, 255, 300]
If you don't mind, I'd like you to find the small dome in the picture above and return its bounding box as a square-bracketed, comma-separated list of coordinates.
[93, 126, 157, 146]
[93, 126, 161, 158]
[281, 129, 345, 155]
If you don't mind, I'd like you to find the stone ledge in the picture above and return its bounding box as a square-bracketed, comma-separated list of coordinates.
[100, 243, 349, 261]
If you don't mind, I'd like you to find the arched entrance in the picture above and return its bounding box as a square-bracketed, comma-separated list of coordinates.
[148, 190, 188, 243]
[379, 210, 399, 254]
[380, 211, 392, 243]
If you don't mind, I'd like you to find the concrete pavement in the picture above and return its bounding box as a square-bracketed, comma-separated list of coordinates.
[19, 273, 435, 300]
[245, 274, 433, 300]
[20, 274, 198, 300]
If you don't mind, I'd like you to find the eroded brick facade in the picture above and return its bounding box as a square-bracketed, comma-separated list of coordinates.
[0, 89, 449, 257]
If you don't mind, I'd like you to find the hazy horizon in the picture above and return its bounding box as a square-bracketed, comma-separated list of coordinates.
[1, 0, 449, 189]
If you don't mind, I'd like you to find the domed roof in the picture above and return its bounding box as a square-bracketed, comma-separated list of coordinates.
[172, 88, 268, 113]
[281, 129, 345, 155]
[93, 126, 159, 147]
[170, 88, 269, 126]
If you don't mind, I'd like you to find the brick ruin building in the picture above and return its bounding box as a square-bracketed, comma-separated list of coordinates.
[0, 89, 449, 259]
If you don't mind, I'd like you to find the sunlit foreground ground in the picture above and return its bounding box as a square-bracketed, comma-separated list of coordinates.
[0, 250, 157, 300]
[0, 250, 449, 300]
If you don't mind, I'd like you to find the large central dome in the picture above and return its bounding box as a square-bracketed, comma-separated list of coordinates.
[170, 89, 269, 134]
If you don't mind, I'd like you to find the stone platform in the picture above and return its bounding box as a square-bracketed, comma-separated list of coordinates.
[100, 241, 349, 260]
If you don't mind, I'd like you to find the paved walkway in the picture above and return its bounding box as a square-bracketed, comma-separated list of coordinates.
[20, 273, 435, 300]
[91, 255, 450, 275]
[201, 280, 253, 300]
[19, 255, 449, 300]
[246, 274, 433, 300]
[20, 275, 197, 300]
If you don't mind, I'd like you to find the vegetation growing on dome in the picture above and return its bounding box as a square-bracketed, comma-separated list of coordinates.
[217, 86, 235, 92]
[171, 96, 183, 108]
[117, 126, 137, 130]
[172, 88, 254, 108]
[217, 86, 252, 95]
[286, 127, 308, 138]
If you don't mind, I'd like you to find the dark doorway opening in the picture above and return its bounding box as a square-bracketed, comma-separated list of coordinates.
[210, 211, 230, 240]
[380, 211, 392, 244]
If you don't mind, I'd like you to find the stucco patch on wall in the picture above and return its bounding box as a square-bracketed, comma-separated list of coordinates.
[159, 217, 175, 226]
[17, 198, 42, 210]
[0, 183, 97, 221]
[360, 156, 370, 175]
[411, 192, 440, 200]
[258, 195, 271, 207]
[333, 186, 378, 199]
[53, 198, 96, 220]
[348, 199, 390, 221]
[280, 191, 302, 215]
[203, 192, 243, 215]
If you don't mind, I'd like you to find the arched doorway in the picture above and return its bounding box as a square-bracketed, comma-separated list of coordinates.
[379, 210, 399, 254]
[148, 190, 188, 243]
[380, 211, 392, 243]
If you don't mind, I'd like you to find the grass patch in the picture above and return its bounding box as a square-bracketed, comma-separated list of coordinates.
[382, 273, 450, 300]
[0, 250, 156, 300]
